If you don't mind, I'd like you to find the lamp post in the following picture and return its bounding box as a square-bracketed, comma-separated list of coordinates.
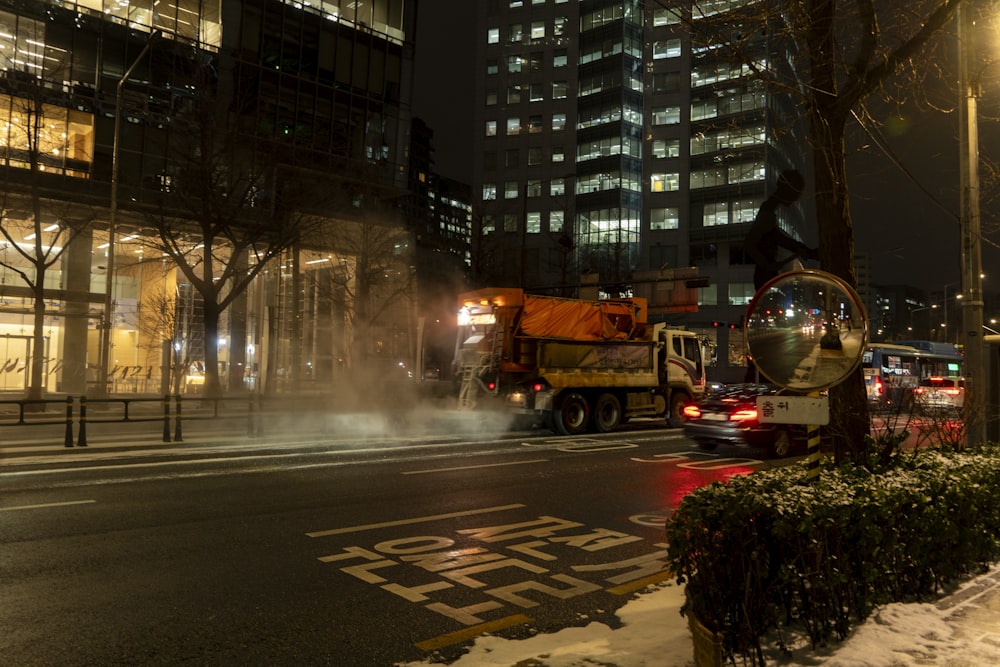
[958, 4, 986, 446]
[97, 30, 161, 398]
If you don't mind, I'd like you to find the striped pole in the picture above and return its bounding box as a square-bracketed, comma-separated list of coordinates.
[806, 425, 821, 482]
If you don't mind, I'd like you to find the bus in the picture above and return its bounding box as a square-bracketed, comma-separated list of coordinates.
[862, 341, 964, 408]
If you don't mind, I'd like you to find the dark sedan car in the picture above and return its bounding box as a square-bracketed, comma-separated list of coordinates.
[682, 383, 807, 458]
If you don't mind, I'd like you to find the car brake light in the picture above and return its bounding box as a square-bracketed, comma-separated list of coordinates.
[913, 387, 925, 395]
[873, 376, 883, 396]
[730, 408, 758, 422]
[942, 388, 962, 396]
[683, 404, 701, 419]
[532, 383, 545, 392]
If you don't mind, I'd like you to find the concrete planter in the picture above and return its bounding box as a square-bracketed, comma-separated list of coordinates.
[688, 612, 724, 667]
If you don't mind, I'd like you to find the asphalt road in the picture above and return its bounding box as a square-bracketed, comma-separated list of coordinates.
[0, 418, 794, 666]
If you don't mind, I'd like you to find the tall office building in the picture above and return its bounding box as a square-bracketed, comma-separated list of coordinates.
[0, 0, 419, 395]
[472, 0, 810, 381]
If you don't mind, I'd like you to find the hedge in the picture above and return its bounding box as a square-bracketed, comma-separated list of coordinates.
[664, 447, 1000, 666]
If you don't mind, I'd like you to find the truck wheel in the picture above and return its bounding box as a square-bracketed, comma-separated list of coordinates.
[592, 393, 622, 433]
[667, 392, 690, 429]
[554, 392, 590, 436]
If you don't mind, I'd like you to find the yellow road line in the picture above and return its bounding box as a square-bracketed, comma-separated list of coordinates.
[415, 614, 533, 652]
[606, 570, 675, 595]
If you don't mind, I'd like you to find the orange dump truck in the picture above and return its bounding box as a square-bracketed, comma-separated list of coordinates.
[454, 288, 706, 434]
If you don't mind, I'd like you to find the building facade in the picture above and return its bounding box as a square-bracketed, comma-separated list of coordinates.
[471, 0, 812, 383]
[0, 0, 420, 396]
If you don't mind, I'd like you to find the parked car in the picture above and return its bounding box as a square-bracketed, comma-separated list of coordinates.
[682, 383, 808, 458]
[912, 376, 965, 415]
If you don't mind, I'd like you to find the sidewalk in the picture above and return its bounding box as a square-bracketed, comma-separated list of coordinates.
[399, 564, 1000, 666]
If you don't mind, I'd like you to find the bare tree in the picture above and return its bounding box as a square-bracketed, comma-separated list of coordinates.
[0, 75, 94, 400]
[657, 0, 964, 460]
[301, 196, 415, 395]
[131, 58, 325, 398]
[113, 258, 192, 395]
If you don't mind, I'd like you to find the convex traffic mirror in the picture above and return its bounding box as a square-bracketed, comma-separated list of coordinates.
[746, 270, 869, 392]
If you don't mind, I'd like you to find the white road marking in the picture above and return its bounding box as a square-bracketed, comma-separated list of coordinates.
[306, 503, 526, 538]
[402, 459, 548, 475]
[0, 499, 96, 512]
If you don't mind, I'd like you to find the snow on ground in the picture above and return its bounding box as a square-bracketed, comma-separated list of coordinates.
[398, 566, 1000, 667]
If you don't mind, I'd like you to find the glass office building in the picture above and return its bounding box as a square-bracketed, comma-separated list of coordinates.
[472, 0, 810, 381]
[0, 0, 417, 394]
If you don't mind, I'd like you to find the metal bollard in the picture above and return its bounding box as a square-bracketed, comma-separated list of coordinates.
[248, 393, 256, 437]
[77, 396, 88, 447]
[64, 396, 74, 447]
[162, 394, 171, 442]
[255, 393, 264, 436]
[173, 395, 183, 442]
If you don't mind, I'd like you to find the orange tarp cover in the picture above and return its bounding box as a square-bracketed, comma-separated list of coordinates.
[520, 295, 645, 340]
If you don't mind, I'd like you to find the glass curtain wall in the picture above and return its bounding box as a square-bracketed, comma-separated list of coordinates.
[575, 0, 643, 296]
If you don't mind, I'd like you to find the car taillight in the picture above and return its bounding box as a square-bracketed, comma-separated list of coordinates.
[873, 376, 883, 396]
[532, 382, 545, 392]
[913, 387, 925, 395]
[730, 408, 758, 422]
[683, 404, 701, 419]
[942, 388, 962, 396]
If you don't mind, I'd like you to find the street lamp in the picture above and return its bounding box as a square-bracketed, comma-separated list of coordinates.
[958, 3, 986, 446]
[97, 29, 161, 398]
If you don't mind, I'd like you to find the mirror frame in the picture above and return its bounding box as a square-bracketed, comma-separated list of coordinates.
[745, 270, 869, 392]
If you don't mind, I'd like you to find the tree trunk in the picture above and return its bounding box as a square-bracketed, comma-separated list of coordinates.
[203, 301, 222, 398]
[810, 102, 870, 462]
[27, 281, 46, 401]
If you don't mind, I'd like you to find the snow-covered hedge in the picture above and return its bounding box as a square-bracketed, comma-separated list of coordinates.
[665, 448, 1000, 665]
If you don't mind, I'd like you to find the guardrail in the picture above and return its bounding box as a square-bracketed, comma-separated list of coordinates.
[0, 384, 457, 448]
[0, 395, 262, 447]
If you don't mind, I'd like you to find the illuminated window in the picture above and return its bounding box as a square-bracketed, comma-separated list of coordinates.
[526, 211, 541, 233]
[651, 138, 680, 159]
[0, 94, 93, 178]
[651, 106, 681, 125]
[652, 39, 682, 59]
[650, 208, 679, 230]
[650, 173, 679, 192]
[550, 210, 564, 233]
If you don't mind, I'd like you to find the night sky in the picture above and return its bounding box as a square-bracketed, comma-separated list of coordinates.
[412, 2, 1000, 298]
